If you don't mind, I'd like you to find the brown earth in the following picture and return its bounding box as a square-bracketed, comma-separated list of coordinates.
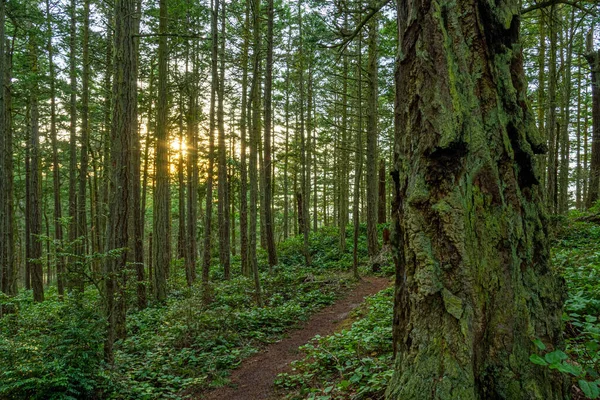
[198, 276, 391, 400]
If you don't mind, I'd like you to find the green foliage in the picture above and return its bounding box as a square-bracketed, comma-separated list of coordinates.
[529, 214, 600, 398]
[0, 289, 109, 399]
[275, 287, 394, 400]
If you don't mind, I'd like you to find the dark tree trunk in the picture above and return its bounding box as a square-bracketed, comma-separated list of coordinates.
[104, 0, 137, 363]
[239, 4, 250, 276]
[365, 8, 379, 258]
[263, 0, 278, 269]
[153, 0, 171, 302]
[217, 0, 231, 279]
[586, 31, 600, 208]
[377, 159, 386, 224]
[27, 36, 43, 303]
[388, 0, 567, 397]
[68, 0, 78, 290]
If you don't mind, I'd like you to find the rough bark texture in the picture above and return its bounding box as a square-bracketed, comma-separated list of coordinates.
[388, 0, 566, 398]
[217, 0, 231, 279]
[239, 4, 250, 276]
[586, 31, 600, 208]
[366, 10, 379, 258]
[153, 0, 171, 301]
[263, 0, 278, 268]
[28, 37, 43, 303]
[104, 0, 136, 362]
[378, 159, 386, 224]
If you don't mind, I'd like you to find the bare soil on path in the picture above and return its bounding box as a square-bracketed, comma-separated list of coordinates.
[199, 276, 391, 400]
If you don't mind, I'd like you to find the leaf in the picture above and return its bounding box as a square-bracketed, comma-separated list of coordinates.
[545, 350, 568, 365]
[579, 380, 600, 399]
[529, 354, 548, 366]
[556, 362, 582, 376]
[532, 338, 546, 351]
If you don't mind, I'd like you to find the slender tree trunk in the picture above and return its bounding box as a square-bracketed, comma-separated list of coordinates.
[45, 0, 65, 297]
[263, 0, 278, 268]
[104, 0, 137, 362]
[378, 159, 386, 223]
[217, 0, 231, 279]
[153, 0, 171, 302]
[366, 7, 379, 258]
[586, 31, 600, 208]
[185, 37, 198, 286]
[339, 34, 349, 252]
[388, 0, 567, 396]
[298, 1, 310, 266]
[203, 0, 218, 284]
[249, 0, 263, 304]
[77, 0, 91, 289]
[576, 60, 582, 210]
[68, 0, 78, 288]
[131, 0, 145, 309]
[177, 98, 186, 260]
[239, 4, 250, 276]
[28, 35, 43, 303]
[0, 0, 14, 299]
[352, 23, 363, 280]
[558, 11, 574, 214]
[537, 11, 546, 189]
[546, 6, 558, 213]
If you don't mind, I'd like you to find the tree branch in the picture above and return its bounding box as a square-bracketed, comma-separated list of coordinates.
[521, 0, 597, 16]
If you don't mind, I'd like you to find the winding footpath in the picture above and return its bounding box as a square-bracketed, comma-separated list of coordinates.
[200, 276, 391, 400]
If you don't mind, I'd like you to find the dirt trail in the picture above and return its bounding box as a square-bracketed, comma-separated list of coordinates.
[200, 276, 391, 400]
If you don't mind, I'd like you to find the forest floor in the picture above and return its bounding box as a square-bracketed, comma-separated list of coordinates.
[200, 276, 391, 400]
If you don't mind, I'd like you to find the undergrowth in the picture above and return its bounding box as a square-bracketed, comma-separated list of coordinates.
[275, 286, 394, 400]
[0, 226, 375, 399]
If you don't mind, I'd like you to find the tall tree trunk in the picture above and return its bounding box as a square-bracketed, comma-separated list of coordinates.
[218, 0, 231, 279]
[28, 35, 43, 303]
[537, 10, 546, 189]
[77, 0, 91, 289]
[68, 0, 78, 289]
[153, 0, 171, 302]
[576, 59, 582, 210]
[239, 4, 250, 276]
[130, 0, 145, 309]
[203, 0, 218, 284]
[339, 34, 349, 252]
[283, 50, 290, 241]
[249, 0, 263, 304]
[45, 0, 65, 297]
[352, 21, 363, 281]
[298, 0, 310, 266]
[366, 7, 379, 258]
[546, 6, 558, 213]
[177, 98, 186, 260]
[263, 0, 278, 269]
[104, 0, 137, 362]
[378, 159, 386, 223]
[388, 0, 567, 397]
[558, 10, 574, 214]
[586, 30, 600, 208]
[185, 37, 198, 286]
[0, 0, 15, 298]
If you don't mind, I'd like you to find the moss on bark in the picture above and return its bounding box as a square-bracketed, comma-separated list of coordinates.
[388, 0, 567, 398]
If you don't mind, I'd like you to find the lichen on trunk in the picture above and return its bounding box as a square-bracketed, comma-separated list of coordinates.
[388, 0, 567, 398]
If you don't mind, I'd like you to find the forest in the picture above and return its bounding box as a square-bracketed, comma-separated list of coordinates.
[0, 0, 600, 397]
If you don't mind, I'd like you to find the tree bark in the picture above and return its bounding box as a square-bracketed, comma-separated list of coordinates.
[366, 7, 379, 258]
[68, 0, 78, 290]
[378, 159, 386, 223]
[27, 34, 43, 303]
[104, 0, 137, 362]
[388, 0, 567, 397]
[203, 0, 218, 284]
[263, 0, 278, 269]
[218, 0, 231, 279]
[153, 0, 171, 302]
[586, 30, 600, 208]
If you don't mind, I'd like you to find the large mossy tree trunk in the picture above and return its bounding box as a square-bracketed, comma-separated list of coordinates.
[388, 0, 566, 398]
